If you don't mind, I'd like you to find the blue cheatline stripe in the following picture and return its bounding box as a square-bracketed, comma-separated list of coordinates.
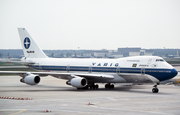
[28, 65, 175, 81]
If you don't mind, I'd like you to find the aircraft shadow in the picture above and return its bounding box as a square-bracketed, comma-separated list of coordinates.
[0, 85, 171, 95]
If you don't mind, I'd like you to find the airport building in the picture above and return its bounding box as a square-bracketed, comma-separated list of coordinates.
[1, 48, 180, 58]
[83, 50, 109, 58]
[117, 47, 154, 57]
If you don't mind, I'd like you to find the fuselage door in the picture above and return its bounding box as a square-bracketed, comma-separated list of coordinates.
[36, 63, 42, 71]
[141, 67, 145, 74]
[89, 66, 92, 73]
[116, 66, 120, 73]
[147, 59, 152, 64]
[66, 65, 70, 72]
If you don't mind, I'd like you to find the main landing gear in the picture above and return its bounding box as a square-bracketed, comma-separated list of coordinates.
[105, 83, 114, 89]
[77, 84, 99, 90]
[89, 84, 99, 89]
[152, 84, 159, 93]
[77, 83, 115, 90]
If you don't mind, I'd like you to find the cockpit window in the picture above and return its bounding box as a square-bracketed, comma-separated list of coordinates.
[156, 59, 165, 62]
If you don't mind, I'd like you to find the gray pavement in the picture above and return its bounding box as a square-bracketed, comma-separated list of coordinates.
[0, 74, 180, 115]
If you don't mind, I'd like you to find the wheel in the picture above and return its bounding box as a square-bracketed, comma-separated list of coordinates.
[152, 88, 159, 93]
[90, 86, 93, 89]
[105, 84, 114, 89]
[155, 88, 159, 93]
[93, 85, 96, 89]
[95, 84, 99, 89]
[90, 85, 95, 89]
[84, 85, 89, 90]
[110, 84, 114, 89]
[105, 84, 108, 89]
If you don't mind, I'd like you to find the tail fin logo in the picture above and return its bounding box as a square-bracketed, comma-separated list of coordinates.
[24, 37, 31, 49]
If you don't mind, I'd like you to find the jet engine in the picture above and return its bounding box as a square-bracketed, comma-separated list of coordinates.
[20, 74, 40, 85]
[66, 77, 87, 88]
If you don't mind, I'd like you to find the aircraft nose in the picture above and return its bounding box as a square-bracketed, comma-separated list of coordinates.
[171, 68, 178, 78]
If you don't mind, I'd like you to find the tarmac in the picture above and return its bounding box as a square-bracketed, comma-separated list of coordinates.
[0, 67, 180, 115]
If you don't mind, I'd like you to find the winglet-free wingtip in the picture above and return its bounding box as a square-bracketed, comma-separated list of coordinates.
[17, 28, 25, 31]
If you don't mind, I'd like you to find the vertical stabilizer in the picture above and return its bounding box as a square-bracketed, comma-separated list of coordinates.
[18, 28, 47, 58]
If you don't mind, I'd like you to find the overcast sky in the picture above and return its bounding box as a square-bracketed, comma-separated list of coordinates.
[0, 0, 180, 50]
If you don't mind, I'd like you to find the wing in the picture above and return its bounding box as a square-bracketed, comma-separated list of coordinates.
[0, 71, 114, 80]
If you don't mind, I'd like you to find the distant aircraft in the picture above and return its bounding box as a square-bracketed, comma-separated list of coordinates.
[0, 28, 178, 93]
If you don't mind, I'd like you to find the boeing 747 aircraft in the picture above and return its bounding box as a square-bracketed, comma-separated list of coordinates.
[0, 28, 178, 93]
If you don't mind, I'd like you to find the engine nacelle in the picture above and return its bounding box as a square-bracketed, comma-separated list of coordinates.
[21, 74, 40, 85]
[66, 77, 87, 88]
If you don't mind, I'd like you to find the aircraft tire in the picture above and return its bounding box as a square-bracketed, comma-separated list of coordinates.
[110, 84, 114, 89]
[105, 84, 114, 89]
[152, 88, 159, 93]
[84, 85, 89, 90]
[77, 88, 81, 90]
[90, 86, 93, 89]
[105, 84, 108, 89]
[90, 85, 97, 89]
[95, 84, 99, 89]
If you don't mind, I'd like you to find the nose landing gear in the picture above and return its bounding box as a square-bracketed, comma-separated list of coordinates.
[152, 84, 159, 93]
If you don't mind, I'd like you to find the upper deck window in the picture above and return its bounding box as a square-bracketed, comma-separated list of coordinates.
[156, 59, 165, 62]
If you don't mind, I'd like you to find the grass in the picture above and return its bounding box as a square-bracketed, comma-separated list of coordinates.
[164, 58, 180, 64]
[0, 68, 36, 71]
[0, 62, 23, 66]
[0, 62, 37, 75]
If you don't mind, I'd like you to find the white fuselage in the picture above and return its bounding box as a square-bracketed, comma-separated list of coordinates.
[23, 56, 176, 82]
